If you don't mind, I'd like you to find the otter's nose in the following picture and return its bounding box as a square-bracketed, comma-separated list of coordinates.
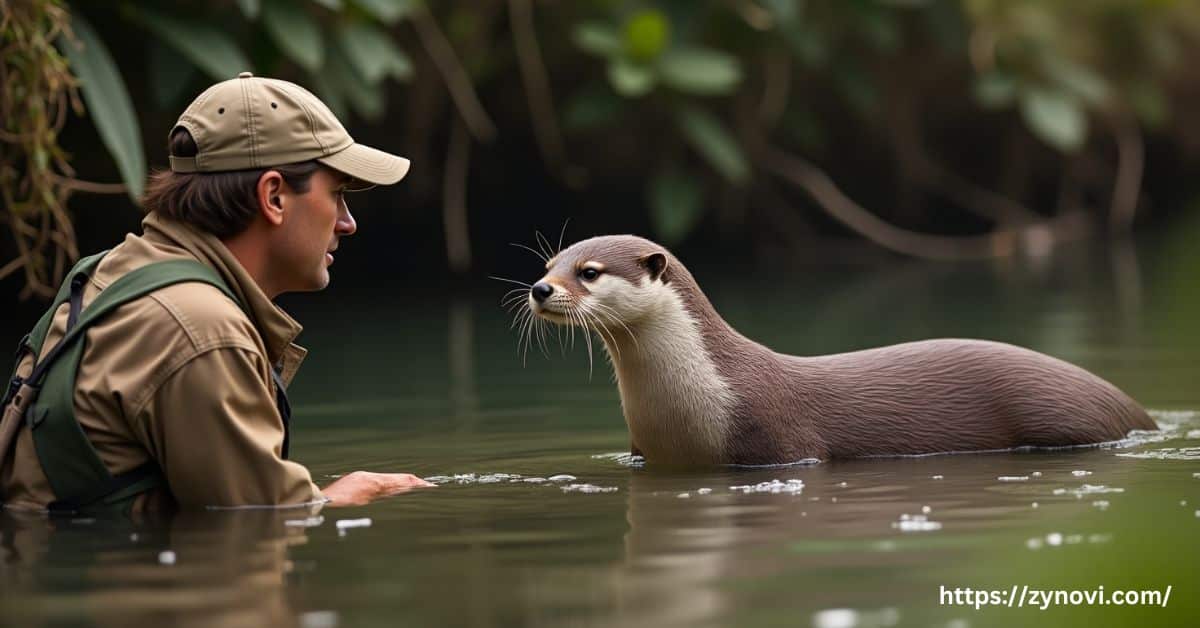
[531, 282, 554, 303]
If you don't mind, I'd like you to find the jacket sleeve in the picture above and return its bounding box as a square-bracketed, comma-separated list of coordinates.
[137, 346, 323, 508]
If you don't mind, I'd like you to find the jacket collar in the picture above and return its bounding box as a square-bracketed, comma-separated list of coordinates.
[139, 213, 307, 385]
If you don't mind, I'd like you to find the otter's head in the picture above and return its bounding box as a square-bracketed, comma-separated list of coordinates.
[528, 235, 671, 329]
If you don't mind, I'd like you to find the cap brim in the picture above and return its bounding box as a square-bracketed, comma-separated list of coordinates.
[317, 143, 410, 186]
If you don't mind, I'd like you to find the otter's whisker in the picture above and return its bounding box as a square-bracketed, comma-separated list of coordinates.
[489, 276, 533, 289]
[502, 291, 530, 310]
[556, 218, 571, 255]
[534, 230, 554, 260]
[534, 313, 551, 359]
[587, 301, 639, 349]
[508, 242, 547, 262]
[582, 303, 622, 360]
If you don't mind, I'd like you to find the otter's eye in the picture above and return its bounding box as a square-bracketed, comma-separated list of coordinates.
[579, 268, 601, 281]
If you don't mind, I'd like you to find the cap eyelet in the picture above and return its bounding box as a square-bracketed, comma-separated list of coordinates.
[271, 102, 278, 109]
[218, 107, 225, 114]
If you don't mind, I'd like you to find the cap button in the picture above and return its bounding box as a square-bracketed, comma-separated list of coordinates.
[237, 71, 254, 79]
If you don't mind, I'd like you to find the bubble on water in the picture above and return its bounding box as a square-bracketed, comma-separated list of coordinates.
[922, 505, 932, 514]
[561, 483, 618, 494]
[1092, 500, 1110, 510]
[677, 493, 691, 499]
[336, 518, 371, 530]
[1031, 471, 1043, 477]
[158, 551, 176, 565]
[299, 611, 339, 628]
[1032, 502, 1039, 508]
[697, 488, 712, 495]
[1046, 532, 1063, 546]
[838, 481, 848, 488]
[1193, 473, 1200, 479]
[1053, 484, 1125, 498]
[892, 513, 942, 532]
[1181, 500, 1189, 507]
[1117, 447, 1200, 461]
[285, 516, 325, 528]
[591, 452, 645, 467]
[1087, 533, 1113, 544]
[1026, 537, 1043, 550]
[931, 475, 944, 480]
[1186, 429, 1200, 439]
[812, 608, 857, 628]
[997, 476, 1029, 482]
[522, 477, 547, 484]
[1065, 534, 1083, 544]
[730, 479, 806, 495]
[547, 475, 577, 482]
[129, 533, 140, 542]
[1071, 470, 1092, 477]
[1195, 510, 1199, 518]
[831, 497, 838, 503]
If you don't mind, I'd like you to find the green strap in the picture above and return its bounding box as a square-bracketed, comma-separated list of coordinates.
[28, 252, 107, 356]
[2, 252, 106, 408]
[26, 258, 241, 514]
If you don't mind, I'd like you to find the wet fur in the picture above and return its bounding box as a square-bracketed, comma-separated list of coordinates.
[529, 235, 1156, 466]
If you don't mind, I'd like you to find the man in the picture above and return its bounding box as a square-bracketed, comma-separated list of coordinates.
[0, 72, 431, 514]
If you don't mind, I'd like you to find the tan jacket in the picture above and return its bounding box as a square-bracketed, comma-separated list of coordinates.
[1, 213, 322, 511]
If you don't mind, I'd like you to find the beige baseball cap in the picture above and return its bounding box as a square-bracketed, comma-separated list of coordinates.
[168, 72, 409, 185]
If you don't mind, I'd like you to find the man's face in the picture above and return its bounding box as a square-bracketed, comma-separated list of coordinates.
[275, 168, 357, 292]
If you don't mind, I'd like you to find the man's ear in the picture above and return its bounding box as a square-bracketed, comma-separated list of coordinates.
[640, 252, 669, 283]
[256, 170, 285, 226]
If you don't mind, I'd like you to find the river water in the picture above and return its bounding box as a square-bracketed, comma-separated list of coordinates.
[1, 227, 1197, 627]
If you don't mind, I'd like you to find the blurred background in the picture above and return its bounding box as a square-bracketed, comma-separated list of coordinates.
[3, 0, 1200, 305]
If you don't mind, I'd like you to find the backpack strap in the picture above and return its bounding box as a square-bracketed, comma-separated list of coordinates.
[23, 259, 241, 515]
[2, 252, 106, 410]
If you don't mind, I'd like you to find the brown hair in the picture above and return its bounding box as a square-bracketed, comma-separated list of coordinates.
[141, 128, 323, 239]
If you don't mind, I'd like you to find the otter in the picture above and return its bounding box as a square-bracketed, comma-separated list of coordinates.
[520, 235, 1155, 466]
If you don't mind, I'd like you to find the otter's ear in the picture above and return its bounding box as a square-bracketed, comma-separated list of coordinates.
[640, 252, 669, 283]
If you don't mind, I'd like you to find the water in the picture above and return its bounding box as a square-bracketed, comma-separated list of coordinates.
[2, 230, 1198, 627]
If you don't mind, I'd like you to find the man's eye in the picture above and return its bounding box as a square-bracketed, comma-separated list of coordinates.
[579, 268, 600, 281]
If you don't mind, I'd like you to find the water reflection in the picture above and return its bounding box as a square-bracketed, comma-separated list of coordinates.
[1, 507, 318, 627]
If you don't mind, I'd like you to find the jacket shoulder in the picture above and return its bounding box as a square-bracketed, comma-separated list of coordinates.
[143, 281, 260, 352]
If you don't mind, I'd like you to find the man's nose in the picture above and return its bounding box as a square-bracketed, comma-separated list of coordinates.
[337, 204, 357, 236]
[531, 282, 554, 303]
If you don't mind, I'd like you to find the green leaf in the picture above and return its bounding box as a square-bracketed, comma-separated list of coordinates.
[623, 9, 670, 62]
[60, 13, 145, 202]
[677, 107, 750, 186]
[237, 0, 261, 19]
[657, 47, 742, 96]
[782, 24, 828, 69]
[563, 83, 625, 131]
[326, 46, 384, 120]
[309, 70, 350, 121]
[336, 20, 413, 84]
[761, 0, 800, 25]
[572, 21, 621, 57]
[148, 40, 198, 110]
[649, 167, 705, 245]
[262, 0, 324, 72]
[138, 9, 252, 81]
[353, 0, 417, 24]
[1041, 54, 1111, 108]
[973, 72, 1017, 109]
[1129, 80, 1169, 129]
[1019, 88, 1087, 153]
[607, 57, 656, 98]
[312, 0, 343, 10]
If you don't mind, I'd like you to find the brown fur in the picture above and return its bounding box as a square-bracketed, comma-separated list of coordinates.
[531, 235, 1156, 466]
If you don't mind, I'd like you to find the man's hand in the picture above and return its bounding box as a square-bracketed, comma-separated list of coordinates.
[320, 471, 434, 506]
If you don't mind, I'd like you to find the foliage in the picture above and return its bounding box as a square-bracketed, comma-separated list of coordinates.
[4, 0, 1200, 298]
[0, 0, 81, 298]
